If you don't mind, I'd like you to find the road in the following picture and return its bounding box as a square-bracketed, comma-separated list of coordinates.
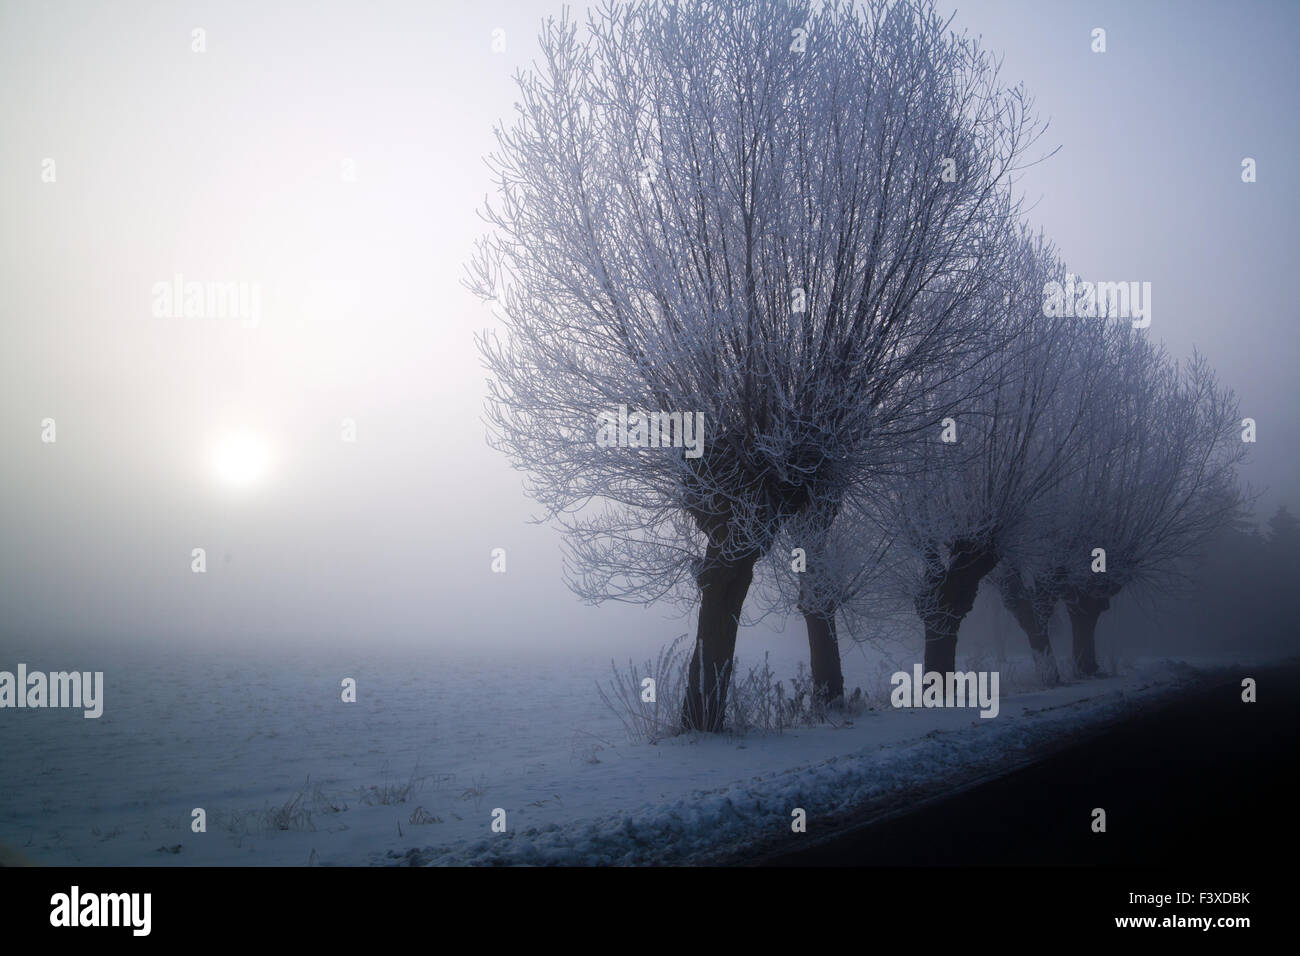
[761, 661, 1299, 866]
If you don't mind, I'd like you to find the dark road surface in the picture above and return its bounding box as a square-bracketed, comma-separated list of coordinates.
[762, 661, 1299, 867]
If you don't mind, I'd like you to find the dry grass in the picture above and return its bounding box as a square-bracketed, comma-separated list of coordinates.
[596, 634, 693, 744]
[599, 637, 872, 742]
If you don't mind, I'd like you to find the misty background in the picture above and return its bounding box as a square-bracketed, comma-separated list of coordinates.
[2, 0, 1296, 665]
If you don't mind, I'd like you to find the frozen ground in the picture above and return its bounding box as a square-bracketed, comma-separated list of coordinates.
[0, 633, 1266, 866]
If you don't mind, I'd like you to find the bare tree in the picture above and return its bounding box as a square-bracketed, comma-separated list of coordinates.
[753, 483, 902, 707]
[863, 230, 1111, 675]
[982, 277, 1127, 684]
[991, 562, 1065, 683]
[1051, 344, 1248, 675]
[468, 0, 1045, 729]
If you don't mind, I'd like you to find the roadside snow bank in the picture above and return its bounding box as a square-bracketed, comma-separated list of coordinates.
[393, 658, 1221, 866]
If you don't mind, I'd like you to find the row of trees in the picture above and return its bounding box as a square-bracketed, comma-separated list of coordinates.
[470, 0, 1248, 730]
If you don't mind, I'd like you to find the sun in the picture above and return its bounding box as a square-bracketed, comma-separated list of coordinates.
[210, 430, 271, 488]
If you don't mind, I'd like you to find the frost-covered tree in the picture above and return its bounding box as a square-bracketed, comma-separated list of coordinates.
[468, 0, 1045, 729]
[752, 230, 1096, 688]
[1051, 347, 1247, 675]
[865, 231, 1111, 675]
[753, 484, 902, 706]
[991, 561, 1066, 682]
[984, 283, 1129, 683]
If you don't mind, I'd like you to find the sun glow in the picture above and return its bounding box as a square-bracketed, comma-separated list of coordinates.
[210, 431, 271, 488]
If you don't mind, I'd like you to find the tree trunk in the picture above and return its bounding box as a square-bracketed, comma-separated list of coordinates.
[681, 550, 757, 732]
[917, 542, 1000, 675]
[1065, 592, 1108, 677]
[1004, 591, 1060, 684]
[923, 625, 958, 675]
[804, 610, 845, 708]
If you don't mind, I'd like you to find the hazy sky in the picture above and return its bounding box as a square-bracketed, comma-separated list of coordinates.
[1, 0, 1296, 653]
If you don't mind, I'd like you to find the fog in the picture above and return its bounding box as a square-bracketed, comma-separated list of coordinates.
[1, 0, 1296, 660]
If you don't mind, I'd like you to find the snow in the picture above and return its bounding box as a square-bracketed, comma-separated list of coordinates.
[0, 635, 1261, 867]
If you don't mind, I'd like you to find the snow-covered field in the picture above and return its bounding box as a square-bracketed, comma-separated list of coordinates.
[0, 634, 1257, 867]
